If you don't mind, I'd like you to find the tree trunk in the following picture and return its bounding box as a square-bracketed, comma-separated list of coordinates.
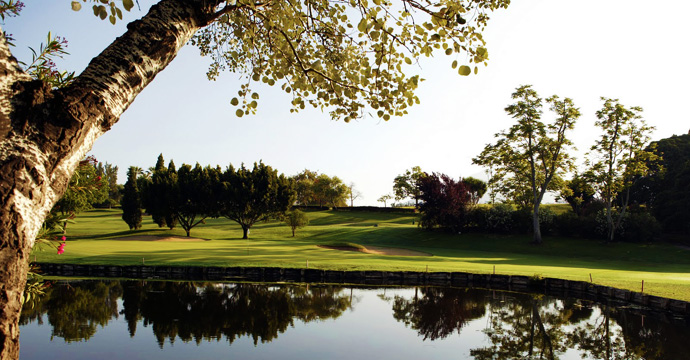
[533, 301, 554, 360]
[532, 204, 542, 244]
[242, 225, 249, 239]
[0, 1, 222, 357]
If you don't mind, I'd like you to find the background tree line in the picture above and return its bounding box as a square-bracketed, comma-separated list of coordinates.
[121, 155, 295, 239]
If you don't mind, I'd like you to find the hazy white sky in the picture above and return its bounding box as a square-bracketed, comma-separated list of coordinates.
[5, 1, 690, 205]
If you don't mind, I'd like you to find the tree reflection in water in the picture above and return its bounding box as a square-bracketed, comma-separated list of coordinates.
[392, 287, 487, 340]
[19, 280, 690, 359]
[391, 288, 690, 360]
[19, 281, 122, 342]
[21, 281, 352, 347]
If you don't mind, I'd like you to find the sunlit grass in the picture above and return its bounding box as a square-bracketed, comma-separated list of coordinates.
[33, 208, 690, 301]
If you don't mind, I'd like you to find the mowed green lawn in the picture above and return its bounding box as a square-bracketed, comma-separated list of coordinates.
[33, 208, 690, 301]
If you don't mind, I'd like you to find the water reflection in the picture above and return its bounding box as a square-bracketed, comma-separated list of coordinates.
[22, 281, 352, 347]
[392, 287, 487, 340]
[20, 281, 122, 342]
[19, 280, 690, 360]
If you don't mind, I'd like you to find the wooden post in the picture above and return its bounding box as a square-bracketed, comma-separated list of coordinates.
[589, 273, 593, 283]
[493, 265, 495, 275]
[306, 260, 309, 268]
[641, 280, 644, 293]
[425, 265, 428, 272]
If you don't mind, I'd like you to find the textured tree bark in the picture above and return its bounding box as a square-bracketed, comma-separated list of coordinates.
[0, 1, 222, 358]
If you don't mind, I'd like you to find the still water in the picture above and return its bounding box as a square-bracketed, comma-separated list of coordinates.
[18, 280, 690, 360]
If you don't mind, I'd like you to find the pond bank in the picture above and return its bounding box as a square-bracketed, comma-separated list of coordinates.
[37, 262, 690, 316]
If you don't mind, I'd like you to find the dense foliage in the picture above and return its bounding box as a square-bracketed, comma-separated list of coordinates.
[51, 156, 109, 229]
[393, 166, 425, 207]
[418, 172, 471, 233]
[629, 133, 690, 234]
[120, 167, 143, 230]
[291, 170, 348, 208]
[220, 162, 294, 239]
[126, 156, 295, 238]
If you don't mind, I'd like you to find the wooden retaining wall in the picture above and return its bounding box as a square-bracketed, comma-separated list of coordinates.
[36, 263, 690, 316]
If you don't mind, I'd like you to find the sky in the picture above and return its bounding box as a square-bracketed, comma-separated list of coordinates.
[5, 1, 690, 206]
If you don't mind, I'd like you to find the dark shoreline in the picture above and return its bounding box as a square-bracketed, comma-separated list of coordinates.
[36, 262, 690, 316]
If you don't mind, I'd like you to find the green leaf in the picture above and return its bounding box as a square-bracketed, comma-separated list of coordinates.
[459, 65, 471, 76]
[109, 15, 116, 25]
[236, 109, 244, 117]
[71, 1, 82, 11]
[452, 60, 458, 69]
[404, 57, 412, 65]
[251, 92, 259, 100]
[357, 18, 368, 33]
[123, 0, 134, 11]
[445, 48, 453, 56]
[230, 97, 239, 106]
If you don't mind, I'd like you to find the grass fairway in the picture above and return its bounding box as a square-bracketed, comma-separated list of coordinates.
[33, 208, 690, 302]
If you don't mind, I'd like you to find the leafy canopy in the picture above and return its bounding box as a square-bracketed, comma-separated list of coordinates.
[190, 0, 509, 121]
[473, 85, 578, 210]
[70, 0, 508, 120]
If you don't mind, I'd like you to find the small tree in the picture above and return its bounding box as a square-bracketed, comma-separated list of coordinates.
[347, 182, 362, 207]
[283, 209, 309, 237]
[378, 194, 392, 207]
[121, 167, 143, 230]
[393, 166, 425, 207]
[462, 177, 488, 207]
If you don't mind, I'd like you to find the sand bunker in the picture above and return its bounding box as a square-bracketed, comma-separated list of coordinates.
[318, 245, 431, 257]
[113, 235, 208, 242]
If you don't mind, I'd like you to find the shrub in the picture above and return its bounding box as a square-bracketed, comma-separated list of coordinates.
[486, 204, 514, 233]
[622, 211, 662, 242]
[537, 207, 556, 235]
[511, 209, 532, 234]
[465, 206, 489, 232]
[553, 212, 579, 237]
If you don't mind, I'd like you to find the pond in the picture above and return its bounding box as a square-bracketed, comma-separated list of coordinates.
[18, 280, 690, 360]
